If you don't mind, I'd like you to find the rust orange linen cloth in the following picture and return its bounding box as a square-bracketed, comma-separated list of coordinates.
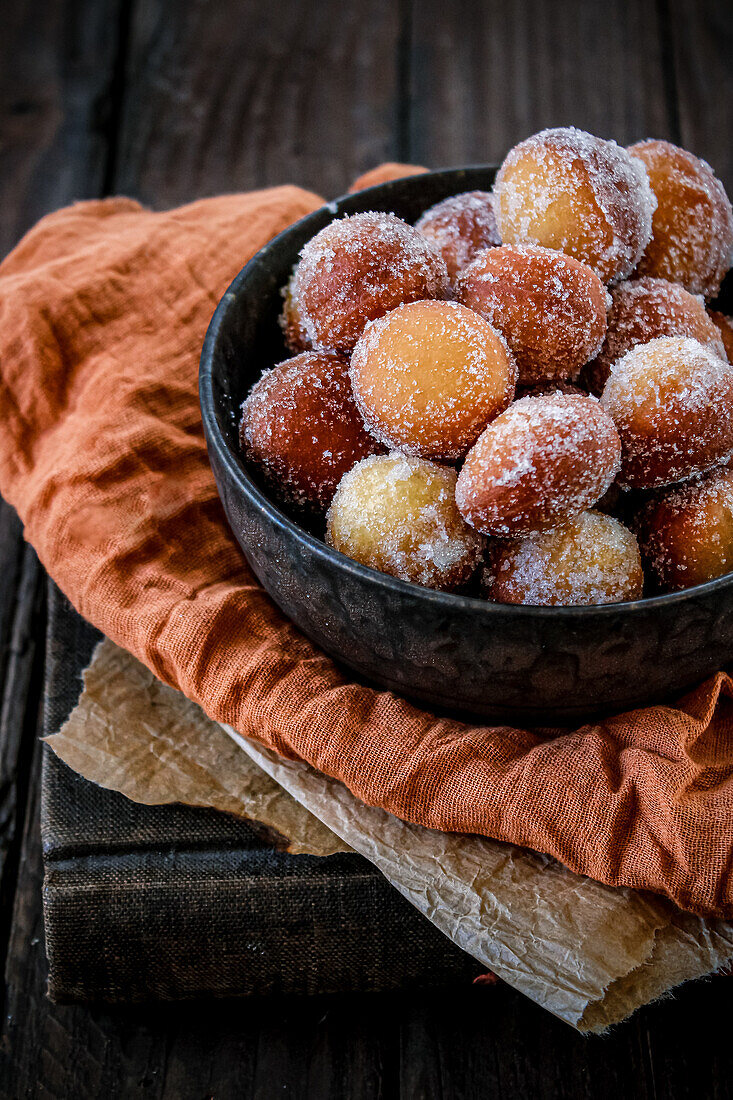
[2, 166, 733, 920]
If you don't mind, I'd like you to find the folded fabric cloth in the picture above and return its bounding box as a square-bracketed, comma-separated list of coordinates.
[2, 166, 733, 919]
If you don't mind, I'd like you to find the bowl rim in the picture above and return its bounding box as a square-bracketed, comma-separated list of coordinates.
[199, 165, 733, 618]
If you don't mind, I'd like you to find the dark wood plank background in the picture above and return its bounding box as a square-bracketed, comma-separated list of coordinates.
[1, 0, 732, 1095]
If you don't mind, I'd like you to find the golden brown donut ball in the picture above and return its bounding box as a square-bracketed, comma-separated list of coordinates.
[485, 511, 644, 606]
[240, 351, 382, 513]
[293, 212, 450, 352]
[279, 271, 311, 353]
[600, 336, 733, 489]
[415, 191, 501, 282]
[455, 393, 621, 536]
[493, 127, 656, 284]
[582, 276, 726, 395]
[709, 311, 733, 364]
[635, 466, 733, 592]
[628, 139, 733, 298]
[455, 244, 609, 385]
[350, 300, 517, 462]
[326, 453, 484, 590]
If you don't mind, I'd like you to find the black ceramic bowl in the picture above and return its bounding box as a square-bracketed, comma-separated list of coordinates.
[200, 166, 733, 724]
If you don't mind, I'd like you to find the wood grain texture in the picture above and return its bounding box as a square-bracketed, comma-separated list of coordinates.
[396, 981, 733, 1100]
[407, 0, 675, 168]
[1, 0, 733, 1096]
[667, 0, 733, 191]
[113, 0, 403, 207]
[0, 503, 25, 717]
[0, 546, 45, 968]
[0, 0, 126, 257]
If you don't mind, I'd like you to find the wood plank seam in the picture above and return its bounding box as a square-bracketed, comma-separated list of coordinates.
[101, 0, 137, 197]
[0, 549, 46, 1019]
[654, 0, 683, 145]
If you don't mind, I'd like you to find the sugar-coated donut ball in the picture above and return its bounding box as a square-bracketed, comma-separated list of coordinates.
[485, 511, 644, 606]
[600, 336, 733, 489]
[279, 271, 310, 353]
[493, 127, 655, 284]
[628, 140, 733, 298]
[455, 393, 621, 536]
[415, 191, 501, 282]
[583, 276, 726, 394]
[293, 212, 450, 352]
[350, 299, 517, 462]
[240, 351, 381, 513]
[709, 311, 733, 364]
[326, 453, 484, 590]
[636, 467, 733, 591]
[455, 244, 609, 385]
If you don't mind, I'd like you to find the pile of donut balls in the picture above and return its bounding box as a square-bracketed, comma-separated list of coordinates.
[240, 127, 733, 606]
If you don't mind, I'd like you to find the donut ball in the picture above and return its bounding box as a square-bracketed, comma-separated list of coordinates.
[350, 299, 517, 462]
[240, 351, 381, 513]
[709, 311, 733, 364]
[326, 453, 484, 590]
[628, 139, 733, 298]
[600, 336, 733, 489]
[583, 276, 726, 395]
[493, 127, 655, 284]
[293, 212, 450, 352]
[279, 271, 310, 353]
[455, 244, 609, 385]
[415, 191, 500, 282]
[455, 393, 621, 536]
[636, 467, 733, 591]
[485, 512, 643, 606]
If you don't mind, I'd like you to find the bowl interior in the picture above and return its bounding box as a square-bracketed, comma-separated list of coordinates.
[202, 165, 733, 614]
[208, 167, 497, 473]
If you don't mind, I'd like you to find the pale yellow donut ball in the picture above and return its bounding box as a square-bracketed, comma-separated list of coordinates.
[326, 453, 484, 590]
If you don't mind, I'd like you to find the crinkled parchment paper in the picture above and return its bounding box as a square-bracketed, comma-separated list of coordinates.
[45, 639, 733, 1032]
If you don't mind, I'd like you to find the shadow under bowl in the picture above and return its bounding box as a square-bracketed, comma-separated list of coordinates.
[200, 166, 733, 725]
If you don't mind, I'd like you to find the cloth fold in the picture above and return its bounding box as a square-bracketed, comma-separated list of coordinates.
[2, 164, 733, 918]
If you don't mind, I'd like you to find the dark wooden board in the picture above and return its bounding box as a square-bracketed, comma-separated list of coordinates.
[113, 0, 404, 205]
[408, 0, 675, 169]
[0, 0, 127, 253]
[2, 0, 733, 1096]
[667, 0, 733, 191]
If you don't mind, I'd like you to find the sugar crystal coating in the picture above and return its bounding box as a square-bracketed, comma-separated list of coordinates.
[494, 126, 656, 284]
[635, 466, 733, 592]
[583, 276, 726, 394]
[415, 191, 501, 282]
[252, 133, 733, 599]
[326, 453, 484, 590]
[455, 392, 621, 536]
[628, 139, 733, 298]
[240, 350, 382, 514]
[485, 511, 643, 606]
[601, 336, 733, 489]
[278, 270, 311, 353]
[455, 243, 609, 385]
[350, 299, 517, 462]
[293, 211, 450, 352]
